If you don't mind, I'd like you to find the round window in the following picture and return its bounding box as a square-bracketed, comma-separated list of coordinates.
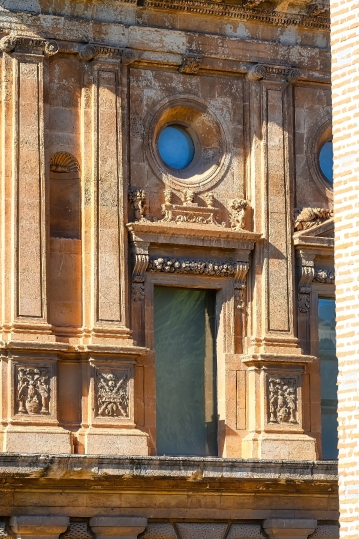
[158, 125, 195, 170]
[319, 141, 333, 183]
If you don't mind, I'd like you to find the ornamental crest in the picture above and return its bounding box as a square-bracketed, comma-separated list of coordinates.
[95, 371, 129, 418]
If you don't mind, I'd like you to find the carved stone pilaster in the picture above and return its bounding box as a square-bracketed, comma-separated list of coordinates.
[234, 262, 250, 310]
[179, 53, 203, 74]
[0, 35, 59, 56]
[131, 242, 150, 301]
[247, 63, 301, 83]
[297, 252, 315, 313]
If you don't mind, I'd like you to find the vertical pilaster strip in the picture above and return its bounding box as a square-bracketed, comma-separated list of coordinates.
[264, 84, 291, 333]
[94, 65, 123, 325]
[1, 51, 14, 328]
[14, 55, 46, 321]
[260, 80, 297, 343]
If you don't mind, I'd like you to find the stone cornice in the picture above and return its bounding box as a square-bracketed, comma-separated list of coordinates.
[138, 0, 329, 30]
[127, 221, 261, 252]
[0, 455, 337, 493]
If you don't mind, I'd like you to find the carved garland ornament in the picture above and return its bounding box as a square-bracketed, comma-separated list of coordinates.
[268, 377, 298, 425]
[148, 257, 238, 276]
[16, 366, 50, 415]
[95, 370, 129, 418]
[161, 188, 225, 226]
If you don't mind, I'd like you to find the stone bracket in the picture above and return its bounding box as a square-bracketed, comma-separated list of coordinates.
[263, 518, 317, 539]
[131, 241, 150, 302]
[297, 251, 315, 313]
[9, 516, 69, 539]
[89, 517, 147, 539]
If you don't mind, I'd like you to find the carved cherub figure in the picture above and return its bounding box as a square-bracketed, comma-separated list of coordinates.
[204, 192, 215, 208]
[183, 188, 196, 206]
[229, 199, 248, 231]
[129, 188, 148, 221]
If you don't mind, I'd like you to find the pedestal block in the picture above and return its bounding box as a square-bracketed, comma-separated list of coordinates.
[89, 516, 147, 539]
[9, 516, 69, 539]
[263, 519, 317, 539]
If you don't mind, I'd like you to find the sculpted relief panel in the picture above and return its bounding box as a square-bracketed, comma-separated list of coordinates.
[16, 366, 50, 416]
[268, 376, 299, 425]
[95, 370, 129, 419]
[91, 364, 134, 425]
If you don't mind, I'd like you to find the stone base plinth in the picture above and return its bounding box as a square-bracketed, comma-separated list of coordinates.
[4, 425, 73, 454]
[85, 428, 149, 455]
[242, 432, 317, 460]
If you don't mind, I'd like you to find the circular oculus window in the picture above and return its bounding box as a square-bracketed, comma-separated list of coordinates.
[158, 125, 195, 170]
[319, 140, 333, 183]
[145, 96, 230, 192]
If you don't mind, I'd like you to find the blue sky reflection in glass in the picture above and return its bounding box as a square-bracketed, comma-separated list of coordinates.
[319, 141, 334, 183]
[158, 125, 195, 170]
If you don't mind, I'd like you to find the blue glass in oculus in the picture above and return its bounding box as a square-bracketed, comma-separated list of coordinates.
[158, 125, 195, 170]
[319, 141, 334, 183]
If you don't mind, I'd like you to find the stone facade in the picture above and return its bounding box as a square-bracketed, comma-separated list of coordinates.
[331, 0, 359, 538]
[0, 0, 338, 537]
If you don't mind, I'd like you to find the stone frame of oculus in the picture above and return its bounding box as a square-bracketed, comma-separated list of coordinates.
[145, 95, 231, 192]
[306, 115, 333, 201]
[319, 140, 334, 184]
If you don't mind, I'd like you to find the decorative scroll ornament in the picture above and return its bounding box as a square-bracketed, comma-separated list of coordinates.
[50, 152, 80, 173]
[268, 377, 298, 424]
[179, 53, 203, 74]
[229, 199, 248, 231]
[297, 253, 315, 313]
[307, 1, 330, 16]
[0, 35, 59, 56]
[96, 371, 129, 418]
[247, 63, 301, 83]
[16, 367, 50, 415]
[161, 188, 224, 226]
[294, 207, 333, 231]
[78, 43, 138, 63]
[129, 188, 148, 222]
[314, 267, 335, 283]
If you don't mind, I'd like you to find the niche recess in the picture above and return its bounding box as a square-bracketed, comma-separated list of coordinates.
[49, 152, 82, 329]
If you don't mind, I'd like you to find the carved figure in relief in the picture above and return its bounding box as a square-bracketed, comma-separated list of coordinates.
[229, 199, 248, 231]
[96, 372, 129, 418]
[17, 367, 50, 415]
[183, 188, 196, 206]
[294, 207, 333, 231]
[268, 378, 298, 424]
[204, 192, 215, 208]
[129, 189, 148, 221]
